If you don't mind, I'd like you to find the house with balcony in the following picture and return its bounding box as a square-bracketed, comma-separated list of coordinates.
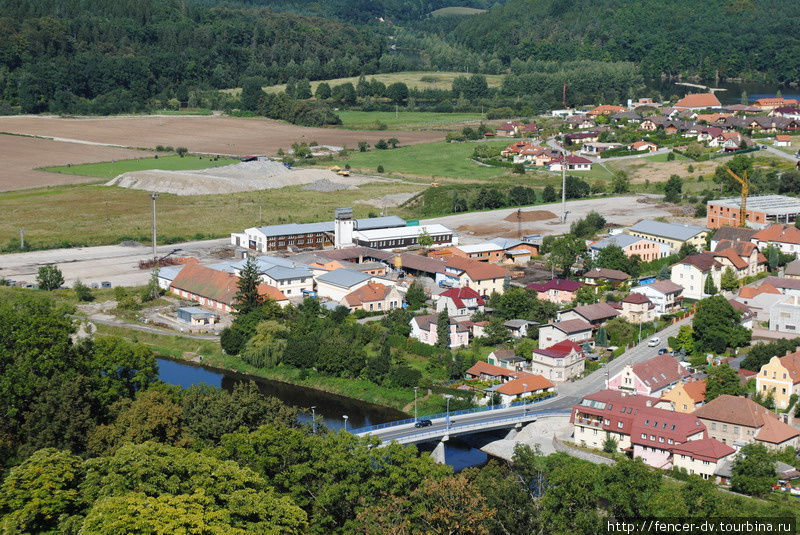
[617, 292, 656, 323]
[487, 349, 528, 372]
[530, 339, 585, 382]
[630, 280, 684, 315]
[436, 286, 485, 317]
[670, 253, 723, 300]
[608, 354, 690, 397]
[526, 278, 584, 304]
[538, 319, 593, 347]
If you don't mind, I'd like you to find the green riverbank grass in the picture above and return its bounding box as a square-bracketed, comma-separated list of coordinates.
[42, 155, 239, 179]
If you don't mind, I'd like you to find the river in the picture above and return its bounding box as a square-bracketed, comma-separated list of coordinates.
[156, 357, 488, 471]
[644, 79, 799, 105]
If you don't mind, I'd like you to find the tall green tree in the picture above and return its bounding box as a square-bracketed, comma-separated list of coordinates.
[436, 309, 450, 349]
[720, 267, 738, 291]
[731, 443, 775, 497]
[404, 281, 426, 310]
[664, 174, 683, 203]
[36, 264, 64, 290]
[234, 257, 263, 315]
[546, 234, 585, 277]
[692, 295, 751, 353]
[705, 364, 743, 402]
[703, 274, 717, 296]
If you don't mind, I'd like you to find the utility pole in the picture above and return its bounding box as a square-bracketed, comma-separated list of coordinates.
[561, 151, 567, 223]
[150, 193, 159, 260]
[413, 387, 419, 422]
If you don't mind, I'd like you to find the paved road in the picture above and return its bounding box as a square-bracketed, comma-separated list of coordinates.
[362, 317, 691, 443]
[760, 144, 798, 163]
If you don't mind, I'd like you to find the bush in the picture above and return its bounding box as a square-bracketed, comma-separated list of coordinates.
[73, 280, 94, 302]
[377, 164, 385, 173]
[375, 139, 389, 150]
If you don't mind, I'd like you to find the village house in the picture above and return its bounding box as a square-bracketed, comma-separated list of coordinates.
[672, 438, 736, 482]
[436, 286, 485, 317]
[659, 379, 706, 413]
[631, 409, 706, 470]
[581, 267, 632, 288]
[770, 107, 800, 120]
[752, 224, 800, 256]
[608, 354, 690, 397]
[465, 360, 517, 382]
[526, 278, 584, 304]
[695, 395, 800, 450]
[546, 154, 593, 171]
[775, 135, 793, 147]
[630, 280, 684, 315]
[530, 339, 585, 382]
[495, 121, 519, 137]
[617, 293, 656, 323]
[629, 140, 658, 152]
[613, 111, 642, 123]
[538, 319, 594, 347]
[454, 242, 504, 262]
[735, 283, 784, 322]
[563, 115, 595, 129]
[170, 263, 288, 313]
[410, 314, 470, 348]
[439, 256, 509, 296]
[712, 240, 767, 279]
[494, 373, 556, 404]
[754, 97, 800, 111]
[504, 319, 536, 338]
[487, 349, 527, 372]
[340, 282, 402, 312]
[625, 220, 710, 254]
[728, 298, 756, 329]
[709, 226, 757, 250]
[674, 92, 722, 110]
[589, 234, 668, 262]
[580, 142, 623, 155]
[564, 131, 601, 144]
[588, 104, 627, 116]
[785, 259, 800, 279]
[755, 349, 800, 409]
[315, 269, 376, 302]
[488, 237, 537, 263]
[758, 276, 800, 296]
[558, 302, 620, 326]
[670, 253, 723, 300]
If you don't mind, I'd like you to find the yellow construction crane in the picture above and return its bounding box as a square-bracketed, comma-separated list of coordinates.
[725, 167, 749, 227]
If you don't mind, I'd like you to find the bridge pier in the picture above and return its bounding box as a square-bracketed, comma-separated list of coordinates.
[504, 422, 523, 441]
[430, 436, 448, 464]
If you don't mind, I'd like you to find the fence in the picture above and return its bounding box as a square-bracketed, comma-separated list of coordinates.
[350, 392, 557, 435]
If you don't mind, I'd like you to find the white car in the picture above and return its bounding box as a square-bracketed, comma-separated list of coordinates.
[647, 337, 660, 347]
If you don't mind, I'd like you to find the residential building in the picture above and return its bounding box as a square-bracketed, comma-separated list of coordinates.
[775, 135, 792, 147]
[465, 360, 517, 382]
[752, 223, 800, 255]
[672, 438, 736, 482]
[315, 269, 374, 302]
[558, 302, 620, 326]
[170, 263, 288, 313]
[695, 395, 800, 450]
[770, 107, 800, 120]
[526, 278, 584, 304]
[630, 141, 658, 152]
[708, 197, 800, 230]
[504, 319, 536, 338]
[588, 104, 627, 116]
[440, 256, 509, 296]
[727, 298, 756, 329]
[488, 237, 538, 263]
[581, 267, 632, 287]
[630, 280, 684, 314]
[340, 282, 402, 312]
[530, 340, 585, 382]
[487, 349, 527, 372]
[709, 226, 757, 250]
[546, 154, 592, 171]
[626, 220, 710, 253]
[674, 93, 722, 110]
[631, 409, 706, 469]
[494, 373, 555, 403]
[756, 349, 800, 409]
[660, 379, 706, 413]
[736, 283, 784, 322]
[581, 142, 623, 155]
[455, 242, 504, 262]
[410, 314, 470, 348]
[352, 224, 455, 250]
[785, 259, 800, 279]
[618, 293, 656, 323]
[712, 240, 767, 279]
[436, 287, 485, 317]
[608, 354, 690, 397]
[256, 264, 314, 298]
[758, 276, 800, 297]
[563, 115, 595, 129]
[769, 295, 800, 335]
[754, 97, 800, 111]
[670, 253, 723, 300]
[538, 319, 593, 347]
[564, 131, 601, 144]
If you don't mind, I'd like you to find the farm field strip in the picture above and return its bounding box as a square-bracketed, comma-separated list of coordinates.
[43, 155, 240, 179]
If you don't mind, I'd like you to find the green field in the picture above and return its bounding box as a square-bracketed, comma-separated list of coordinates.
[336, 111, 484, 130]
[645, 152, 690, 162]
[341, 141, 511, 180]
[0, 180, 424, 250]
[43, 155, 239, 179]
[256, 71, 505, 94]
[153, 108, 214, 116]
[431, 6, 487, 16]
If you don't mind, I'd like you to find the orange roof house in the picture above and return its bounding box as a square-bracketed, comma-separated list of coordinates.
[660, 379, 706, 413]
[674, 93, 722, 110]
[495, 372, 555, 400]
[588, 104, 627, 116]
[341, 282, 400, 311]
[170, 264, 287, 312]
[754, 97, 799, 110]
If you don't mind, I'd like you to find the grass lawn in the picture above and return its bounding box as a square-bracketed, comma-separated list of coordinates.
[341, 141, 511, 180]
[336, 111, 484, 130]
[0, 180, 423, 250]
[645, 152, 690, 162]
[42, 155, 239, 179]
[564, 164, 616, 181]
[431, 6, 486, 16]
[256, 71, 505, 94]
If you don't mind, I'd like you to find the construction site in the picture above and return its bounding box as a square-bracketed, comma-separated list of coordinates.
[706, 195, 800, 229]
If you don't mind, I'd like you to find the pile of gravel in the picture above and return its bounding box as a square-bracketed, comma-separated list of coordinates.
[301, 179, 356, 192]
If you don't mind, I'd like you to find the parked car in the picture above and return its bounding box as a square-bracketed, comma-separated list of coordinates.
[658, 348, 668, 355]
[101, 281, 112, 288]
[647, 337, 660, 347]
[414, 419, 432, 428]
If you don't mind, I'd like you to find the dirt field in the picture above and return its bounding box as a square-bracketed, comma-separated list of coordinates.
[609, 157, 727, 183]
[0, 135, 147, 191]
[503, 209, 557, 222]
[0, 115, 443, 156]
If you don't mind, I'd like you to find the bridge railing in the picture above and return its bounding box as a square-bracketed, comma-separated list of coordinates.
[383, 409, 570, 444]
[351, 392, 557, 435]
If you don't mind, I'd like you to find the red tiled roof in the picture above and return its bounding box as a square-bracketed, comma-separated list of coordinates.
[777, 135, 791, 142]
[778, 350, 800, 385]
[444, 256, 509, 281]
[440, 286, 485, 308]
[696, 394, 778, 428]
[527, 278, 584, 293]
[589, 104, 627, 116]
[465, 360, 514, 378]
[171, 264, 286, 306]
[631, 141, 657, 149]
[672, 437, 734, 462]
[677, 253, 721, 272]
[682, 379, 707, 403]
[496, 373, 554, 395]
[675, 93, 721, 108]
[714, 248, 748, 270]
[571, 389, 661, 436]
[630, 407, 706, 448]
[714, 239, 757, 257]
[753, 224, 800, 246]
[756, 415, 800, 444]
[630, 354, 690, 391]
[343, 282, 393, 307]
[533, 339, 584, 358]
[583, 267, 631, 282]
[622, 293, 651, 304]
[738, 283, 781, 298]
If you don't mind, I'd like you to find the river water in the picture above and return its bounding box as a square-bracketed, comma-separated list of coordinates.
[156, 357, 488, 471]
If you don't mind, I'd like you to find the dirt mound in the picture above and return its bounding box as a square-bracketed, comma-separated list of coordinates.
[503, 209, 557, 222]
[301, 179, 356, 192]
[105, 160, 378, 195]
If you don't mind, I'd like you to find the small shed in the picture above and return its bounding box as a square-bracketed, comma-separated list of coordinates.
[177, 306, 217, 325]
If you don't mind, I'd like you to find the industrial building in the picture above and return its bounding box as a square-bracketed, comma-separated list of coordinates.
[625, 220, 709, 253]
[351, 223, 456, 250]
[706, 195, 800, 229]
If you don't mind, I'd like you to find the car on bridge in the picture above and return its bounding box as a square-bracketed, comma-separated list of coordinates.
[414, 419, 432, 428]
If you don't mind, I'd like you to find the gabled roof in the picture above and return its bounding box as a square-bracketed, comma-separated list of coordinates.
[440, 286, 485, 308]
[674, 93, 721, 109]
[695, 394, 778, 428]
[495, 373, 554, 395]
[777, 350, 800, 385]
[672, 437, 734, 462]
[681, 379, 707, 403]
[533, 339, 584, 359]
[756, 415, 800, 444]
[713, 248, 748, 270]
[569, 302, 620, 322]
[583, 267, 631, 282]
[546, 318, 593, 334]
[630, 407, 705, 447]
[714, 239, 757, 257]
[466, 360, 514, 378]
[637, 280, 683, 295]
[630, 354, 690, 391]
[397, 253, 446, 274]
[316, 268, 372, 288]
[489, 349, 521, 362]
[677, 253, 722, 272]
[444, 256, 508, 281]
[630, 140, 656, 149]
[738, 283, 781, 298]
[785, 259, 800, 277]
[628, 220, 708, 241]
[761, 276, 800, 291]
[527, 278, 583, 293]
[753, 224, 800, 245]
[342, 282, 394, 306]
[622, 292, 651, 304]
[170, 263, 286, 305]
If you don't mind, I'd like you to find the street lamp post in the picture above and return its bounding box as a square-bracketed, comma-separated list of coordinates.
[342, 414, 349, 432]
[310, 406, 316, 434]
[413, 386, 419, 422]
[150, 193, 159, 260]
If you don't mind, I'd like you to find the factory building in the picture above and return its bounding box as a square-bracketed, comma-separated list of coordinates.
[707, 195, 800, 229]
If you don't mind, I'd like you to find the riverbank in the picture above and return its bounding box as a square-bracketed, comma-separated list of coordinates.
[95, 322, 416, 412]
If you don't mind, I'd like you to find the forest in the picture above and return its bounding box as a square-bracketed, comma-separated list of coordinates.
[1, 289, 799, 534]
[1, 0, 799, 115]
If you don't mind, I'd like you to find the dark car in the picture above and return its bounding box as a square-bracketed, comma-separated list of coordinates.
[658, 348, 668, 355]
[414, 419, 432, 428]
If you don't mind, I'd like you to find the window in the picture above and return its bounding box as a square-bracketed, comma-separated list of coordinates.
[649, 435, 655, 441]
[711, 423, 717, 430]
[618, 422, 624, 429]
[641, 433, 646, 439]
[659, 437, 664, 443]
[722, 425, 727, 432]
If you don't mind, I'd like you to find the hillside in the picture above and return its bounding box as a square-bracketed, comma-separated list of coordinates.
[452, 0, 800, 83]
